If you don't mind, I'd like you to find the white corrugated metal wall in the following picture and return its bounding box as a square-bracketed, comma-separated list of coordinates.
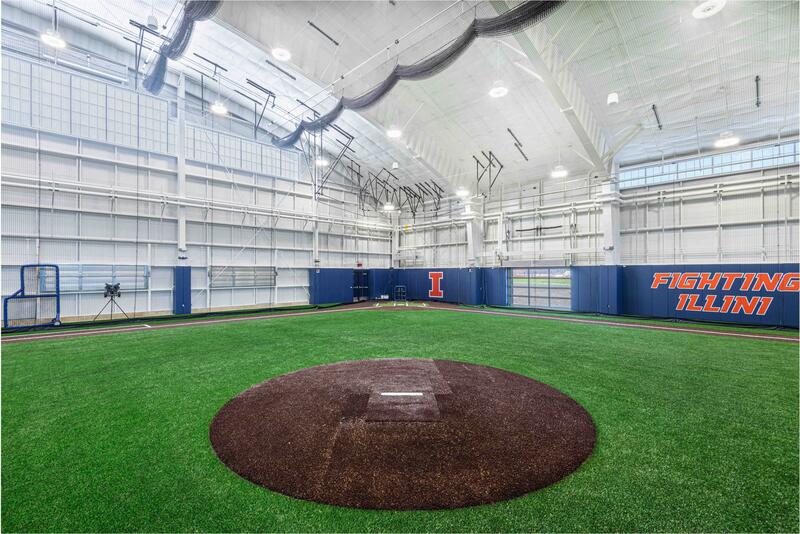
[396, 161, 798, 268]
[1, 53, 392, 320]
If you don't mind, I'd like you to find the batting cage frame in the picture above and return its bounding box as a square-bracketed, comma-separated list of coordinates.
[3, 264, 61, 330]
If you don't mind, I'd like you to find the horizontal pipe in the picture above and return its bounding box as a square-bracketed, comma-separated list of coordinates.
[3, 174, 392, 231]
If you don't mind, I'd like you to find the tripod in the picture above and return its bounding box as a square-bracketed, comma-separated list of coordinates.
[93, 283, 130, 321]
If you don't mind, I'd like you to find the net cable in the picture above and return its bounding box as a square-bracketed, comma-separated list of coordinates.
[272, 1, 563, 148]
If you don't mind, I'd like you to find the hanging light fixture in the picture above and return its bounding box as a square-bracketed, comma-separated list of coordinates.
[714, 131, 740, 148]
[607, 92, 619, 106]
[386, 127, 402, 138]
[456, 187, 471, 198]
[489, 80, 509, 98]
[210, 75, 227, 115]
[210, 101, 228, 115]
[713, 86, 739, 149]
[383, 202, 395, 211]
[692, 0, 727, 19]
[41, 30, 66, 49]
[550, 165, 569, 179]
[146, 0, 159, 30]
[41, 1, 66, 49]
[488, 41, 509, 98]
[550, 146, 569, 179]
[315, 158, 329, 167]
[272, 48, 291, 62]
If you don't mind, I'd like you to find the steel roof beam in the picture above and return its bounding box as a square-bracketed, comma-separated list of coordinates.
[491, 1, 608, 174]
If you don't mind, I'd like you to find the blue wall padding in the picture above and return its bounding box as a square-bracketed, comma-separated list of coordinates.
[308, 264, 797, 327]
[368, 269, 395, 299]
[309, 267, 507, 305]
[571, 266, 621, 314]
[309, 268, 354, 305]
[173, 266, 192, 315]
[395, 268, 482, 305]
[482, 268, 509, 307]
[573, 263, 798, 328]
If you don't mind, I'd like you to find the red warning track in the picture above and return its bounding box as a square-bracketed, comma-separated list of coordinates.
[2, 302, 796, 344]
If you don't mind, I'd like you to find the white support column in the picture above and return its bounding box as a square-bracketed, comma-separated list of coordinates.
[496, 211, 505, 266]
[391, 214, 400, 268]
[176, 73, 188, 260]
[597, 178, 621, 265]
[464, 201, 483, 267]
[312, 197, 320, 268]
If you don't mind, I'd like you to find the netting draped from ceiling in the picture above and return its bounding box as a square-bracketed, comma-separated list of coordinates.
[143, 0, 223, 94]
[272, 0, 564, 148]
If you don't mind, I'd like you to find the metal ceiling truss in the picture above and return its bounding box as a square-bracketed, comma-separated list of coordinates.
[294, 99, 355, 199]
[245, 78, 276, 137]
[473, 150, 504, 194]
[357, 168, 444, 217]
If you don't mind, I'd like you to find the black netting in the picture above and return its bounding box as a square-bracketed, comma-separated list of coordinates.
[143, 0, 223, 94]
[5, 297, 58, 327]
[273, 0, 563, 148]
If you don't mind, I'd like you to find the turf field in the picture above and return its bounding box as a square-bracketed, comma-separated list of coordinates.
[2, 309, 797, 532]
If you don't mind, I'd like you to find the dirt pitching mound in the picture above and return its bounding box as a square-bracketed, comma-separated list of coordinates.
[209, 359, 595, 510]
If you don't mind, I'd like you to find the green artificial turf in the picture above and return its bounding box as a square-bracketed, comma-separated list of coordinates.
[2, 310, 798, 532]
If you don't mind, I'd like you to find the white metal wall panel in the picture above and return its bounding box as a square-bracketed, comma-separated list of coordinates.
[2, 56, 31, 127]
[70, 75, 106, 141]
[31, 64, 70, 134]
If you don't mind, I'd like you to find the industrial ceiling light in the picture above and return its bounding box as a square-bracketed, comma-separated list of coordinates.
[391, 161, 399, 170]
[272, 47, 291, 62]
[40, 30, 66, 49]
[210, 75, 228, 115]
[692, 0, 727, 19]
[714, 131, 740, 148]
[210, 100, 228, 115]
[42, 1, 66, 49]
[386, 127, 402, 138]
[383, 202, 395, 211]
[607, 92, 619, 106]
[315, 158, 329, 167]
[550, 164, 569, 179]
[489, 80, 508, 98]
[488, 42, 508, 98]
[456, 187, 470, 198]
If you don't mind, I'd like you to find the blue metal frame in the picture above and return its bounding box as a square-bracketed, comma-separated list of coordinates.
[3, 264, 61, 329]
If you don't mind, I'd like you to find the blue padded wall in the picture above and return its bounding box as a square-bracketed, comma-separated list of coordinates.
[621, 263, 798, 327]
[395, 268, 482, 305]
[309, 268, 354, 305]
[173, 266, 192, 315]
[571, 266, 621, 315]
[367, 269, 395, 300]
[482, 268, 509, 307]
[572, 264, 798, 327]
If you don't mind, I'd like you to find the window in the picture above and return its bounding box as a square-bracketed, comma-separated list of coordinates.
[509, 268, 571, 310]
[619, 139, 799, 189]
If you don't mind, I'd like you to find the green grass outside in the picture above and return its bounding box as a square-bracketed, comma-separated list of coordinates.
[2, 310, 797, 532]
[510, 277, 572, 287]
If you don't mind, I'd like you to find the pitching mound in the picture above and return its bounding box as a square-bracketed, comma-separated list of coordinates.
[209, 359, 595, 509]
